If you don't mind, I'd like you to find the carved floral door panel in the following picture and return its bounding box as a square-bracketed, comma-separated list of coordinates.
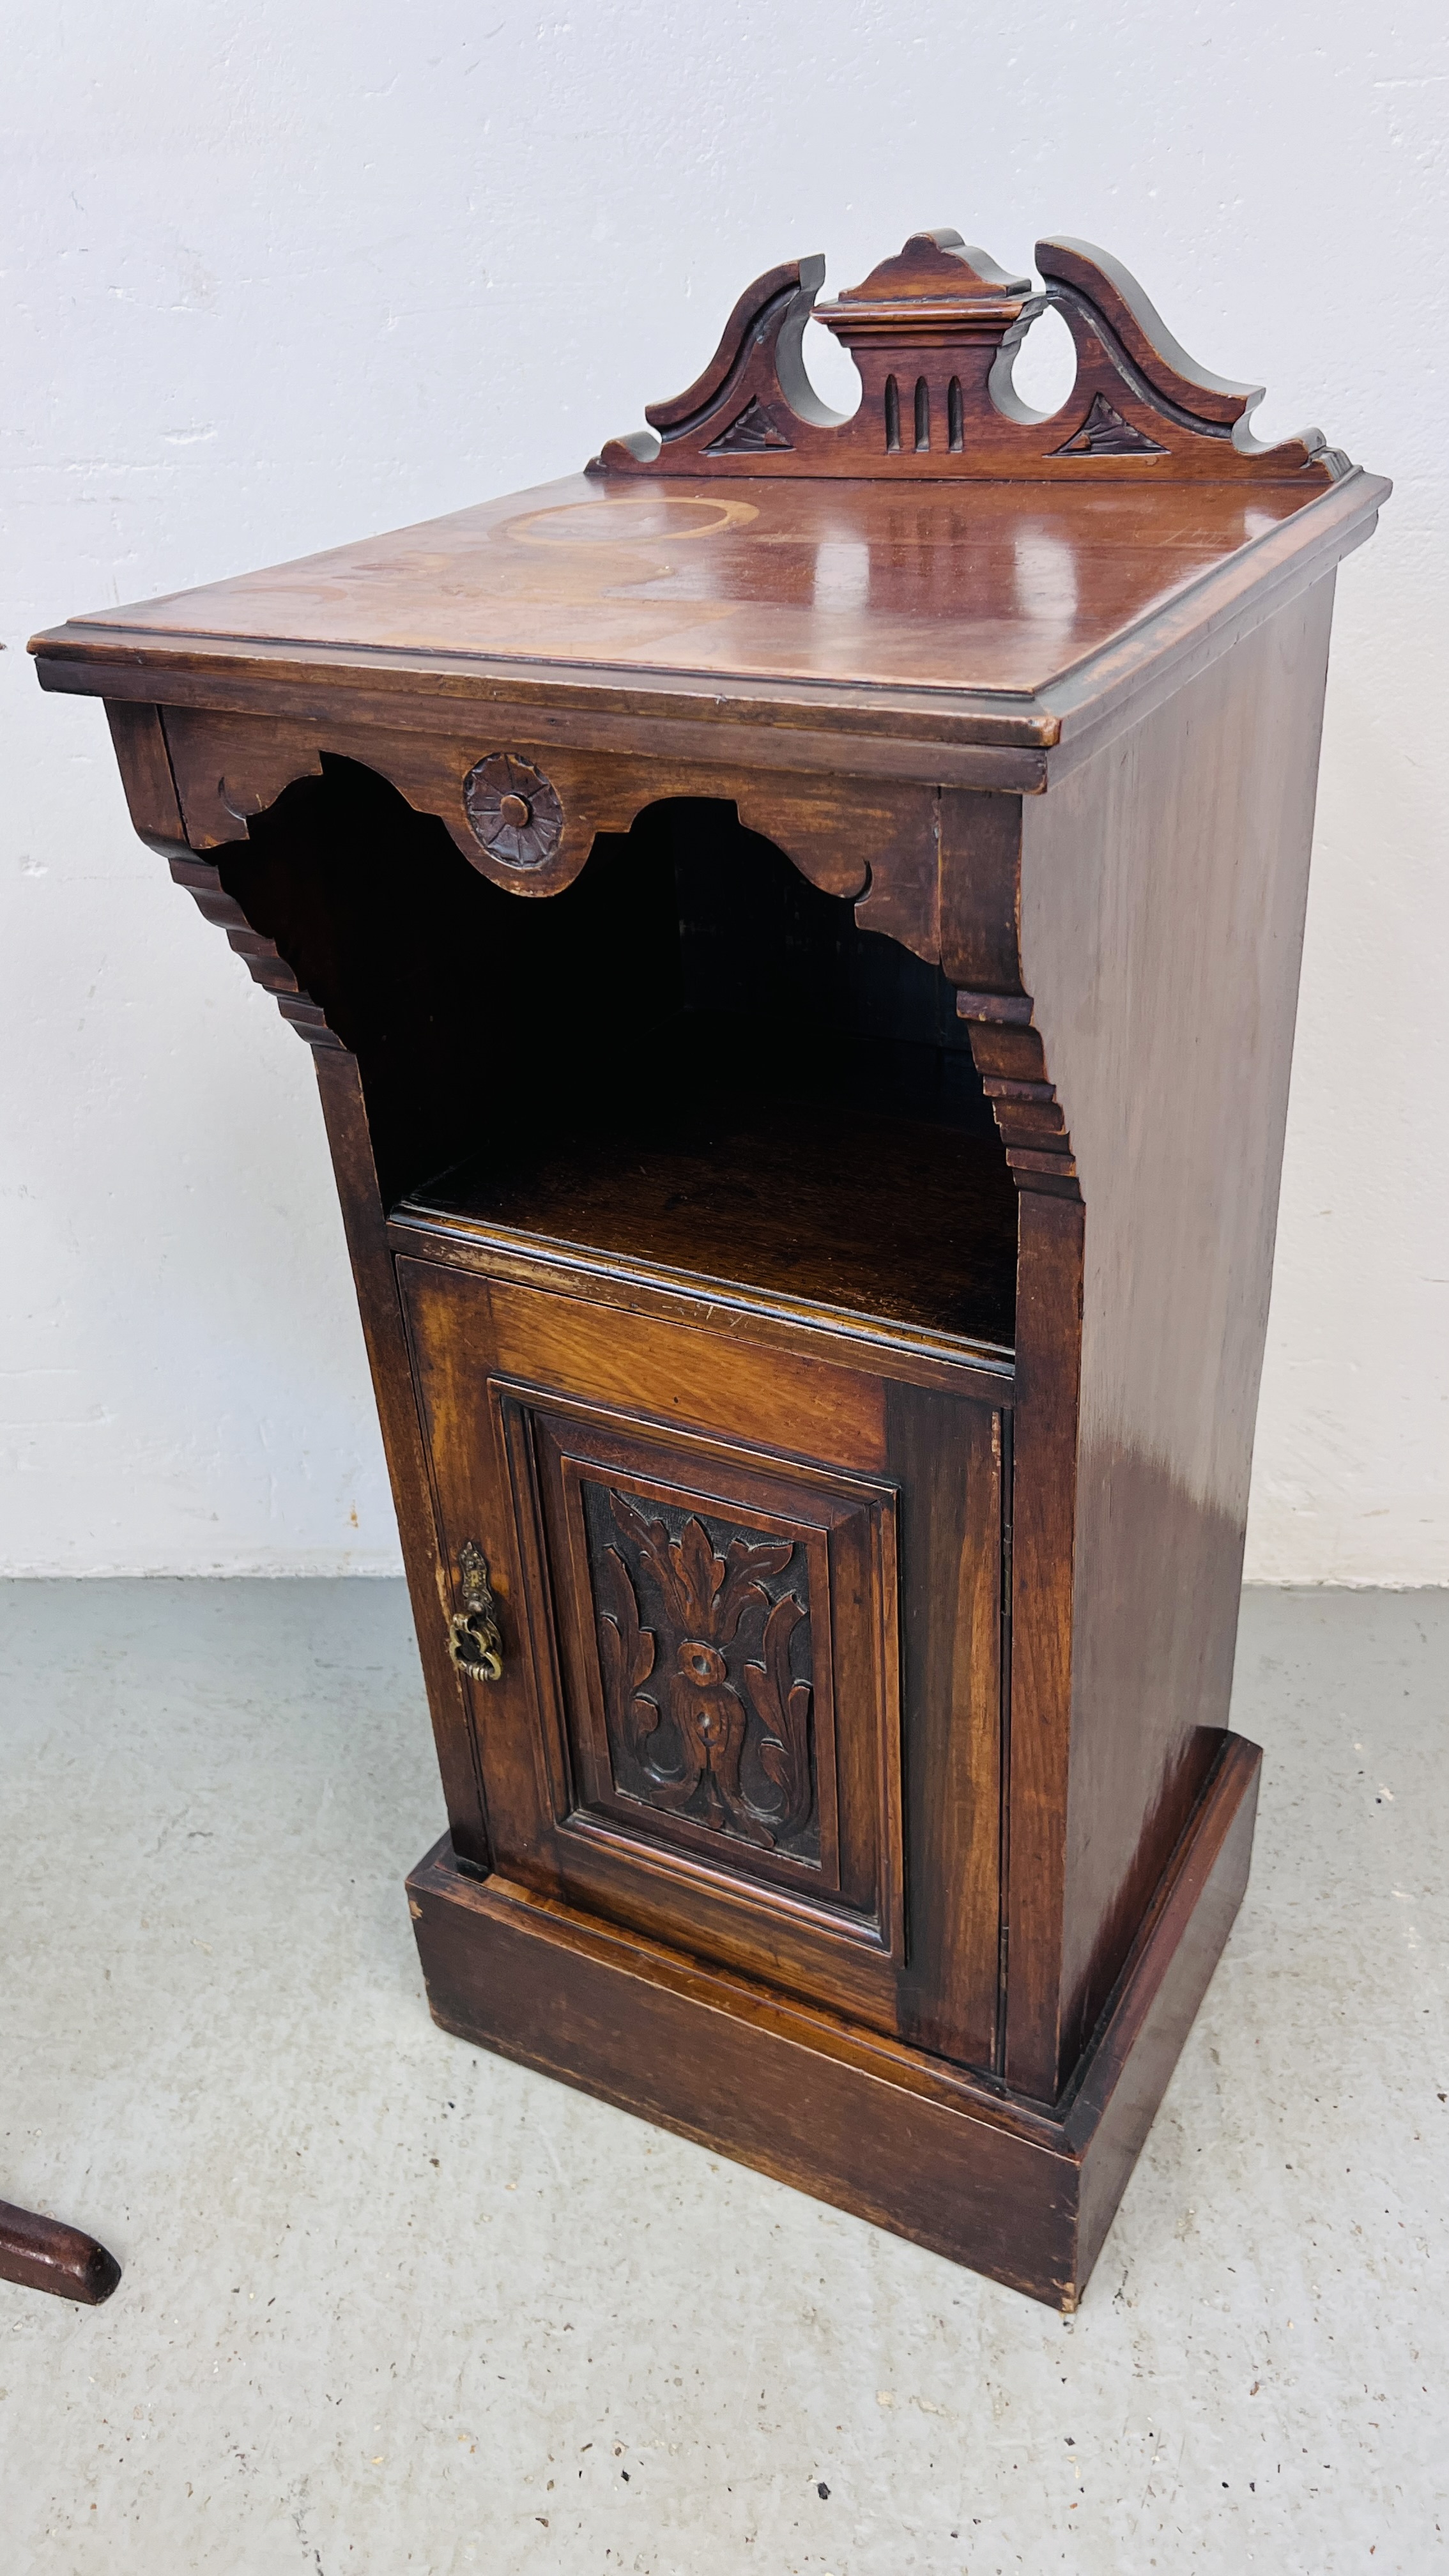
[520, 1404, 898, 1927]
[578, 1475, 827, 1869]
[398, 1252, 1002, 2056]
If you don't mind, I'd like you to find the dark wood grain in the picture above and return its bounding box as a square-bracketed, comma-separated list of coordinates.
[887, 1383, 1005, 2071]
[994, 1187, 1084, 2097]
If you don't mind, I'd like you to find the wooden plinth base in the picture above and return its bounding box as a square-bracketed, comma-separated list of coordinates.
[408, 1735, 1260, 2310]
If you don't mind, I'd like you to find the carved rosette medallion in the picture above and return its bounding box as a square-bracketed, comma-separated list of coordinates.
[582, 1481, 818, 1861]
[463, 753, 564, 870]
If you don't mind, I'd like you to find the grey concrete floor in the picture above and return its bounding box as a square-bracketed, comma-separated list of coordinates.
[0, 1582, 1445, 2575]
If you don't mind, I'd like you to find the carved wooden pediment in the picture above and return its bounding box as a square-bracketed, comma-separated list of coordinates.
[592, 229, 1344, 485]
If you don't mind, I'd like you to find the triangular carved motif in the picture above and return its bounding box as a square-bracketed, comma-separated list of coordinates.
[1052, 392, 1169, 457]
[703, 397, 794, 456]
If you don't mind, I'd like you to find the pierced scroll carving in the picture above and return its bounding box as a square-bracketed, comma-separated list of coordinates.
[586, 1483, 818, 1861]
[592, 227, 1346, 486]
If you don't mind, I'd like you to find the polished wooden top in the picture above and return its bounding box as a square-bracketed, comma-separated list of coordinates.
[33, 227, 1388, 758]
[34, 470, 1380, 719]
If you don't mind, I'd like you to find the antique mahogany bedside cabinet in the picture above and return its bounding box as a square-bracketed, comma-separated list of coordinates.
[33, 233, 1385, 2309]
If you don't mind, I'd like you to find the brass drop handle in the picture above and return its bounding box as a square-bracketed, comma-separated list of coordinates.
[449, 1540, 504, 1682]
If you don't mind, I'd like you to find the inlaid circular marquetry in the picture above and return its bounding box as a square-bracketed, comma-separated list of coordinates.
[463, 753, 564, 870]
[506, 496, 758, 547]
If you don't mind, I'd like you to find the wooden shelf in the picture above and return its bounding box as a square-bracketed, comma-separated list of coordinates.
[397, 1010, 1018, 1347]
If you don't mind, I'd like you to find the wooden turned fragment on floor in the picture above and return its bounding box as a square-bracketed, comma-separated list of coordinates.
[0, 2200, 121, 2306]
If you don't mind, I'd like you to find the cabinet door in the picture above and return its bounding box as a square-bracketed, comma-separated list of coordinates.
[398, 1254, 1002, 2060]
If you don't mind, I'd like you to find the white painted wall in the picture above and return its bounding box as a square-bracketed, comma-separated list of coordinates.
[4, 1, 1446, 1579]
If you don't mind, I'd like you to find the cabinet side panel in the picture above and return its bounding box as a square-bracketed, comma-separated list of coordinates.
[888, 1384, 1004, 2071]
[1002, 1188, 1085, 2098]
[1022, 579, 1336, 2076]
[310, 1054, 493, 1866]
